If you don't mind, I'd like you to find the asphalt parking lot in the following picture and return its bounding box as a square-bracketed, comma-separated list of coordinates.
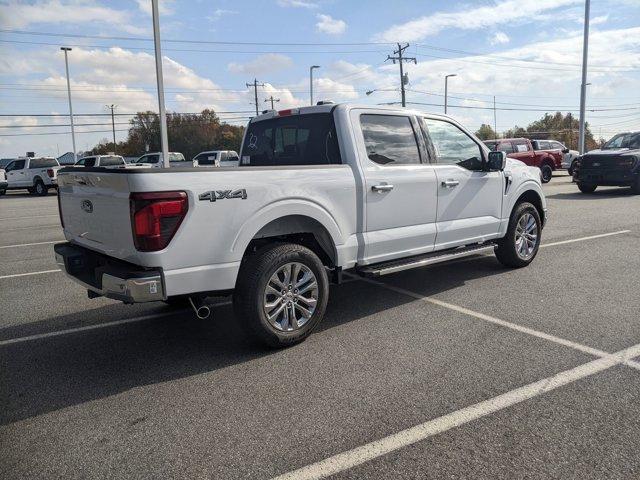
[1, 172, 639, 479]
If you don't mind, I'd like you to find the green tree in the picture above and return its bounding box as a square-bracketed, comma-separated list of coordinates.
[475, 124, 498, 140]
[500, 112, 596, 150]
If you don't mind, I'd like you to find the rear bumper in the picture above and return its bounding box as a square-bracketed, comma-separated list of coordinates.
[54, 242, 165, 303]
[578, 168, 637, 186]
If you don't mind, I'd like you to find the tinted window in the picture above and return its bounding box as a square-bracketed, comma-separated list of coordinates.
[360, 114, 421, 165]
[498, 141, 515, 154]
[241, 113, 341, 166]
[100, 156, 124, 166]
[82, 157, 96, 167]
[29, 158, 58, 168]
[629, 133, 640, 149]
[422, 118, 483, 170]
[138, 154, 159, 164]
[195, 152, 218, 165]
[11, 160, 26, 170]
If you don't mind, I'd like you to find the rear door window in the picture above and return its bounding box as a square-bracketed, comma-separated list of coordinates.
[360, 114, 421, 165]
[241, 113, 341, 166]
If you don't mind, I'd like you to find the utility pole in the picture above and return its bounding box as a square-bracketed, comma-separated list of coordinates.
[246, 78, 265, 116]
[578, 0, 590, 154]
[60, 47, 76, 160]
[106, 104, 117, 154]
[309, 65, 320, 106]
[493, 96, 498, 140]
[387, 43, 416, 107]
[264, 96, 280, 110]
[444, 74, 457, 114]
[151, 0, 170, 168]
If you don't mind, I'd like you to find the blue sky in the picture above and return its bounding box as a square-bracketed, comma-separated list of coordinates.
[1, 0, 639, 157]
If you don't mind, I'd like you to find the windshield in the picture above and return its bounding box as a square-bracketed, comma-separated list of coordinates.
[240, 113, 341, 166]
[602, 133, 640, 150]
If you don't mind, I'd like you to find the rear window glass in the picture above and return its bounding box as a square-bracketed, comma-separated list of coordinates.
[169, 153, 186, 162]
[100, 156, 124, 166]
[240, 113, 341, 166]
[30, 158, 58, 168]
[195, 152, 217, 165]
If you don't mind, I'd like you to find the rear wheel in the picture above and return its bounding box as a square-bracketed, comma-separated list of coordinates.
[577, 182, 597, 194]
[233, 243, 329, 348]
[495, 202, 541, 268]
[540, 164, 553, 183]
[34, 179, 48, 196]
[631, 176, 640, 195]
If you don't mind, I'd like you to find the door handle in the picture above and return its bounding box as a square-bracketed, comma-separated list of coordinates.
[441, 179, 460, 188]
[372, 184, 394, 193]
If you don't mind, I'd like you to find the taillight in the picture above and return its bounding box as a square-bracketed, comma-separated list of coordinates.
[130, 191, 188, 252]
[47, 169, 55, 178]
[57, 189, 64, 228]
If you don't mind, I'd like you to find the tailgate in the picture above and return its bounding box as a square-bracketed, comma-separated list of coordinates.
[58, 170, 135, 260]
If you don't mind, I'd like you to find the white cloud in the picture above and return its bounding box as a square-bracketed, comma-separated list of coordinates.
[277, 0, 318, 8]
[489, 32, 510, 45]
[377, 0, 580, 42]
[135, 0, 174, 16]
[228, 54, 294, 75]
[207, 8, 238, 21]
[316, 14, 346, 35]
[0, 0, 146, 35]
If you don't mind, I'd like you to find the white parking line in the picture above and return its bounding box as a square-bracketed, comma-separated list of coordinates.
[0, 300, 232, 346]
[0, 269, 60, 280]
[0, 240, 63, 250]
[0, 214, 58, 221]
[273, 341, 640, 480]
[541, 230, 631, 248]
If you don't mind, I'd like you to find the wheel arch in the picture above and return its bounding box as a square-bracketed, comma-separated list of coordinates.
[514, 188, 545, 227]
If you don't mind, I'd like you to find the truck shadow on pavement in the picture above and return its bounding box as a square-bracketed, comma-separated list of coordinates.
[1, 256, 507, 425]
[546, 188, 636, 200]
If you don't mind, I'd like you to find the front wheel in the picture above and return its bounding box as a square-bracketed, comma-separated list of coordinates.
[577, 182, 597, 194]
[631, 176, 640, 195]
[233, 243, 329, 348]
[540, 164, 553, 183]
[0, 189, 5, 196]
[495, 202, 542, 268]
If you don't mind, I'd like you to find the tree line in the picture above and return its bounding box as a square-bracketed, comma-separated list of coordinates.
[474, 112, 600, 151]
[88, 109, 245, 160]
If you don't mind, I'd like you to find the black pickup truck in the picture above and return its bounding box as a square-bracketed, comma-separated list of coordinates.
[576, 131, 640, 194]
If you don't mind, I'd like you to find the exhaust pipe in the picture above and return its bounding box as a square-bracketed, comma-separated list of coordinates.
[188, 296, 211, 320]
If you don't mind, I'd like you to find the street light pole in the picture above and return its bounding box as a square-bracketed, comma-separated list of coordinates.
[106, 104, 117, 154]
[151, 0, 170, 168]
[310, 65, 320, 106]
[444, 74, 457, 114]
[578, 0, 590, 154]
[60, 47, 76, 160]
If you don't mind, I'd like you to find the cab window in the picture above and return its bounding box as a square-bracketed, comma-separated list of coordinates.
[422, 118, 484, 170]
[360, 114, 421, 165]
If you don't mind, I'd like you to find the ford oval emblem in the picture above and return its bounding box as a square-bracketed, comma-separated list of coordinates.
[81, 199, 93, 213]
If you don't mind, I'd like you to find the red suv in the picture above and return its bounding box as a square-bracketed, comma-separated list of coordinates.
[484, 138, 562, 183]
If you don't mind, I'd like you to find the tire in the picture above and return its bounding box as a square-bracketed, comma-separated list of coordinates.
[0, 189, 5, 196]
[631, 176, 640, 195]
[568, 160, 578, 176]
[495, 202, 542, 268]
[34, 179, 48, 196]
[233, 243, 329, 348]
[577, 182, 597, 194]
[540, 164, 553, 183]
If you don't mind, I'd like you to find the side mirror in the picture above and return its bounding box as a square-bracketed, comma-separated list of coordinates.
[562, 148, 569, 154]
[487, 151, 506, 171]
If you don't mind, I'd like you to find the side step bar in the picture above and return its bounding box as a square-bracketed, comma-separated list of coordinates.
[358, 243, 497, 277]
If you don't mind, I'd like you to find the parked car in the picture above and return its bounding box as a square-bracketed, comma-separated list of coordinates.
[484, 138, 561, 183]
[131, 152, 193, 168]
[74, 155, 126, 168]
[193, 150, 240, 167]
[0, 168, 7, 195]
[2, 156, 62, 195]
[55, 104, 546, 347]
[575, 131, 640, 194]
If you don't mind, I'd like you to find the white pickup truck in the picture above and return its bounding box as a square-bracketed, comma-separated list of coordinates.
[54, 104, 546, 347]
[2, 156, 62, 196]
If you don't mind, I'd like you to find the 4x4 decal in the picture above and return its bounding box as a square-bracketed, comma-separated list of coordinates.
[198, 189, 247, 202]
